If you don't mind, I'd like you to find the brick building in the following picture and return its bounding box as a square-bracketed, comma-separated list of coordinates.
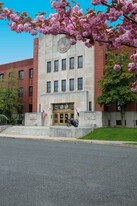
[0, 35, 137, 127]
[0, 39, 38, 116]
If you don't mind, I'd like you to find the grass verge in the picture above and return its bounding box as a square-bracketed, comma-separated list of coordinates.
[80, 128, 137, 141]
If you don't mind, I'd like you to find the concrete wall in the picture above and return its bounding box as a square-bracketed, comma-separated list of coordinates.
[79, 111, 103, 128]
[25, 112, 42, 126]
[102, 112, 137, 128]
[40, 91, 88, 126]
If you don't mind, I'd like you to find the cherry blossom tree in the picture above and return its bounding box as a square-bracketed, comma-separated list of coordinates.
[0, 0, 137, 89]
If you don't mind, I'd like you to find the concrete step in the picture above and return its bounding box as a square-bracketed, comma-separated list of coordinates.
[1, 126, 93, 138]
[1, 126, 49, 136]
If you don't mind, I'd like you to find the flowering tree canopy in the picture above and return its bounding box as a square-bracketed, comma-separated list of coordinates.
[0, 0, 137, 48]
[0, 0, 137, 89]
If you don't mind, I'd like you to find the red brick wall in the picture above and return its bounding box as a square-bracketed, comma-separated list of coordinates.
[94, 43, 105, 111]
[0, 59, 33, 113]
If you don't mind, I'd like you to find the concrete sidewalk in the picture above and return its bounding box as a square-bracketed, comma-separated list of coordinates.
[0, 133, 137, 148]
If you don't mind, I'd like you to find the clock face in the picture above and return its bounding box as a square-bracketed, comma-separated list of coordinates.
[57, 37, 71, 53]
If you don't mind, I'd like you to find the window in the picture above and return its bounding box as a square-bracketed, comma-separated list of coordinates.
[116, 120, 122, 126]
[0, 73, 4, 80]
[54, 60, 58, 72]
[69, 79, 74, 91]
[18, 87, 23, 97]
[8, 72, 14, 78]
[89, 101, 92, 111]
[29, 86, 33, 96]
[29, 68, 33, 78]
[47, 61, 51, 73]
[62, 80, 66, 91]
[54, 80, 58, 92]
[78, 56, 83, 68]
[78, 77, 83, 90]
[116, 120, 126, 126]
[18, 70, 24, 80]
[69, 57, 74, 69]
[29, 104, 32, 112]
[62, 59, 66, 70]
[47, 81, 51, 93]
[18, 105, 23, 114]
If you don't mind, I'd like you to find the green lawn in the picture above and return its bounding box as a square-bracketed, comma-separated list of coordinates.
[80, 128, 137, 141]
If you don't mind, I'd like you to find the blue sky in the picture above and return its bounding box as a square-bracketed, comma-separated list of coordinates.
[0, 0, 92, 65]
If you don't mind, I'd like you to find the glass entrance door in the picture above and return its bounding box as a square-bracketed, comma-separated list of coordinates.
[53, 111, 74, 126]
[52, 103, 74, 126]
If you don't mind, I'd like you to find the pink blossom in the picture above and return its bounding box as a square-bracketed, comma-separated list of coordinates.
[36, 15, 44, 22]
[0, 15, 4, 20]
[3, 8, 11, 15]
[131, 82, 137, 92]
[113, 64, 121, 71]
[9, 22, 17, 30]
[9, 13, 17, 21]
[128, 63, 137, 72]
[131, 53, 137, 63]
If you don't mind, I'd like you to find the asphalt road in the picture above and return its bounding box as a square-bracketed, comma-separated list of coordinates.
[0, 138, 137, 206]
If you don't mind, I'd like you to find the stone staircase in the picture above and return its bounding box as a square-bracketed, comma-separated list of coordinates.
[1, 126, 49, 137]
[1, 125, 93, 138]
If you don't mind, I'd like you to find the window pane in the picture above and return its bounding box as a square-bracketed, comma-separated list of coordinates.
[47, 81, 51, 93]
[62, 80, 66, 91]
[29, 68, 33, 78]
[18, 87, 23, 97]
[54, 80, 58, 92]
[18, 105, 23, 114]
[0, 73, 4, 80]
[89, 101, 92, 111]
[18, 70, 24, 79]
[8, 72, 14, 78]
[47, 62, 51, 73]
[54, 60, 58, 72]
[29, 104, 32, 112]
[78, 56, 83, 68]
[62, 59, 66, 70]
[78, 77, 83, 90]
[70, 57, 74, 69]
[29, 86, 33, 96]
[69, 79, 74, 91]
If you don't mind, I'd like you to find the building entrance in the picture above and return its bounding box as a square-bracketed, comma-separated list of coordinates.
[52, 103, 74, 126]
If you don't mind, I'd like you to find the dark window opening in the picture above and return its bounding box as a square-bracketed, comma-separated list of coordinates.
[47, 62, 51, 73]
[62, 80, 66, 91]
[29, 86, 33, 96]
[18, 70, 24, 80]
[69, 57, 74, 69]
[47, 81, 51, 93]
[78, 56, 83, 68]
[78, 77, 83, 90]
[62, 59, 66, 70]
[18, 87, 23, 97]
[18, 105, 23, 114]
[54, 80, 58, 92]
[29, 68, 33, 78]
[0, 73, 4, 80]
[69, 79, 74, 91]
[29, 104, 32, 112]
[89, 101, 92, 111]
[54, 60, 58, 72]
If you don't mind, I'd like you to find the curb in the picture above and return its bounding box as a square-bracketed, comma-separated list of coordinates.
[0, 133, 137, 148]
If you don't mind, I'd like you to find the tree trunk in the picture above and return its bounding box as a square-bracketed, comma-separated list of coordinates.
[120, 107, 125, 127]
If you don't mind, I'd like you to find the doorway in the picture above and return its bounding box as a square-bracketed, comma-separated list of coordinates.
[52, 103, 74, 126]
